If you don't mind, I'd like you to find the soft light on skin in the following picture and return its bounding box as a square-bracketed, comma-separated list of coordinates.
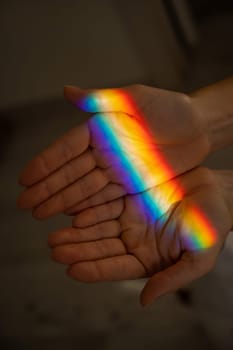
[77, 90, 217, 251]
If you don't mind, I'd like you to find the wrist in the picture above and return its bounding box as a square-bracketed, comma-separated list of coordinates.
[190, 78, 233, 154]
[215, 170, 233, 229]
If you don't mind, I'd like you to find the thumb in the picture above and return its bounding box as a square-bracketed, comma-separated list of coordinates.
[140, 252, 214, 307]
[64, 85, 138, 115]
[64, 85, 91, 111]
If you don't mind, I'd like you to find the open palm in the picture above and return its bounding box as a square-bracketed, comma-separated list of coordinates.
[48, 168, 232, 305]
[18, 85, 210, 219]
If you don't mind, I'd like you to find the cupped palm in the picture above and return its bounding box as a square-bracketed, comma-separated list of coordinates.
[48, 168, 232, 305]
[18, 85, 209, 219]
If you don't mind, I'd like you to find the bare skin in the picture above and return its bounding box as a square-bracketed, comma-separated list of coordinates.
[48, 168, 233, 306]
[17, 85, 211, 219]
[17, 78, 233, 306]
[17, 78, 233, 219]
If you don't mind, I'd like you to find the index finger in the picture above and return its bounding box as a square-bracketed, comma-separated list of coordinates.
[19, 122, 90, 186]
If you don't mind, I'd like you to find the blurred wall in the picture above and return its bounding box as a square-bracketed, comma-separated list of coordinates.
[0, 0, 187, 109]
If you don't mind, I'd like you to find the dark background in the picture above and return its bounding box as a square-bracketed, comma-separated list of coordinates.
[0, 1, 233, 349]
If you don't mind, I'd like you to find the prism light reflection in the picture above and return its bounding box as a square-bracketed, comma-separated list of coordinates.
[76, 89, 217, 251]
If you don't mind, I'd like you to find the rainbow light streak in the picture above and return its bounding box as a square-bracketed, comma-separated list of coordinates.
[77, 90, 217, 251]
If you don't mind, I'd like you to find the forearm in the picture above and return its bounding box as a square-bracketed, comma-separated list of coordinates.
[215, 170, 233, 229]
[191, 77, 233, 153]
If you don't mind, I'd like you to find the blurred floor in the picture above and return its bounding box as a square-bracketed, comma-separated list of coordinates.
[1, 12, 233, 350]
